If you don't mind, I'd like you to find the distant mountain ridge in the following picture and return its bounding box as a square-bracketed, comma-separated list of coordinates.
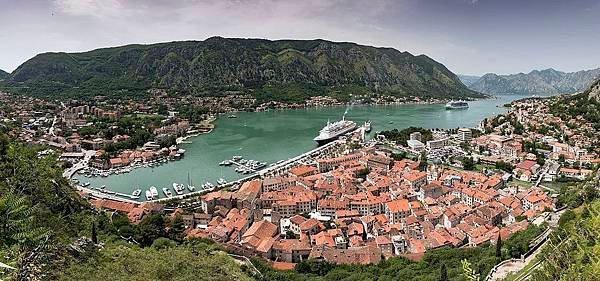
[457, 74, 481, 87]
[0, 69, 8, 79]
[2, 37, 481, 101]
[469, 68, 600, 95]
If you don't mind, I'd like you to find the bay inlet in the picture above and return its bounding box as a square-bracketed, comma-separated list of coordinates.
[75, 94, 532, 201]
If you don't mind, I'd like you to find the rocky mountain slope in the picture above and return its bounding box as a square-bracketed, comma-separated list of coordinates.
[2, 37, 480, 101]
[458, 74, 481, 87]
[550, 78, 600, 128]
[0, 69, 8, 79]
[469, 68, 600, 95]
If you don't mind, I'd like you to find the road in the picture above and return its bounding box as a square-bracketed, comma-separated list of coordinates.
[62, 149, 96, 178]
[48, 116, 57, 136]
[532, 160, 552, 188]
[488, 209, 565, 281]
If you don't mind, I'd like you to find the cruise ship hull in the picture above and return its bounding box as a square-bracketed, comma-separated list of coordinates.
[315, 137, 338, 146]
[314, 125, 357, 146]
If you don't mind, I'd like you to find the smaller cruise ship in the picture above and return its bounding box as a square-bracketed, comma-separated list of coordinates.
[445, 100, 469, 110]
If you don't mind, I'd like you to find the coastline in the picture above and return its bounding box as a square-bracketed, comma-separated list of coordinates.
[71, 94, 512, 203]
[176, 116, 216, 144]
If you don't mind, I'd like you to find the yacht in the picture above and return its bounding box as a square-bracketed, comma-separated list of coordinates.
[364, 120, 372, 132]
[162, 187, 173, 197]
[145, 190, 153, 200]
[217, 178, 227, 186]
[149, 186, 159, 198]
[172, 183, 184, 195]
[132, 189, 142, 197]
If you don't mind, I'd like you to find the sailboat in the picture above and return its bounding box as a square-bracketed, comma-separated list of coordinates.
[187, 172, 195, 191]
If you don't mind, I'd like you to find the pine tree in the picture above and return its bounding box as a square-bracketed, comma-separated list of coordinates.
[91, 222, 98, 244]
[496, 233, 502, 258]
[169, 215, 186, 242]
[439, 263, 448, 281]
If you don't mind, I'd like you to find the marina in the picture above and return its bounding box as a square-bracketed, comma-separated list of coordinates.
[221, 155, 268, 174]
[73, 95, 529, 202]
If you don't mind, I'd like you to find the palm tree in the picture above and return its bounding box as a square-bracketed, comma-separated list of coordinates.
[0, 193, 47, 248]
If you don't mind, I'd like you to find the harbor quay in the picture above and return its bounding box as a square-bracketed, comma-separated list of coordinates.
[75, 135, 347, 204]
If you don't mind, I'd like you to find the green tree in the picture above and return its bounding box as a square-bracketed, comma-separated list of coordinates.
[0, 193, 47, 248]
[0, 133, 9, 157]
[168, 215, 186, 243]
[419, 151, 428, 171]
[439, 263, 448, 281]
[151, 237, 177, 249]
[136, 214, 166, 247]
[91, 222, 98, 244]
[495, 234, 502, 258]
[462, 157, 475, 171]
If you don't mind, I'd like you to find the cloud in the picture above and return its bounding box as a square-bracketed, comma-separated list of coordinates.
[53, 0, 125, 18]
[1, 0, 599, 74]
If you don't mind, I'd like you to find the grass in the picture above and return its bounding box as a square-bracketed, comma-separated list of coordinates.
[541, 181, 576, 192]
[474, 163, 496, 172]
[510, 179, 534, 189]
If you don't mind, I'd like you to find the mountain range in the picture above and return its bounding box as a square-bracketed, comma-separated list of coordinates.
[467, 68, 600, 95]
[0, 69, 8, 79]
[550, 77, 600, 128]
[457, 74, 481, 87]
[1, 37, 481, 101]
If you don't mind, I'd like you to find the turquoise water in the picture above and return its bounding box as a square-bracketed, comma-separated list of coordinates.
[75, 94, 531, 200]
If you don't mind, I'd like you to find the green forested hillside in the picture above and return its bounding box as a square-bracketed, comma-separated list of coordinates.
[0, 135, 252, 281]
[59, 240, 252, 281]
[532, 200, 600, 280]
[1, 37, 480, 101]
[550, 78, 600, 129]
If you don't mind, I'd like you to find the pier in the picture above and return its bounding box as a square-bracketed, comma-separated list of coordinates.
[147, 139, 345, 203]
[76, 186, 140, 204]
[258, 139, 342, 177]
[73, 126, 356, 204]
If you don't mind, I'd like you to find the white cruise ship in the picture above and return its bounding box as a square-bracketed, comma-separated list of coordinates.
[445, 100, 469, 110]
[314, 116, 357, 145]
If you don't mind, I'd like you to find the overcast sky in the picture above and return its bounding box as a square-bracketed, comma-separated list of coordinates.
[1, 0, 599, 75]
